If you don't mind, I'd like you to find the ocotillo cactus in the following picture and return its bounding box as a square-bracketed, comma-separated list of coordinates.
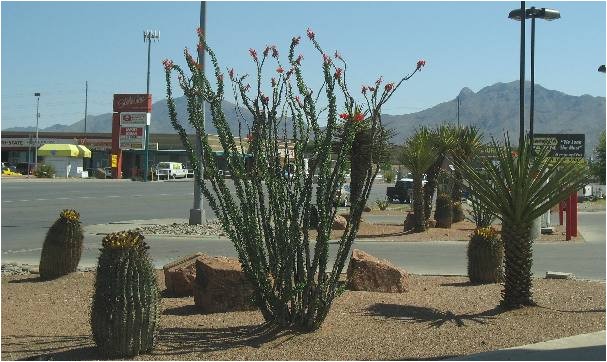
[39, 209, 84, 279]
[90, 231, 160, 358]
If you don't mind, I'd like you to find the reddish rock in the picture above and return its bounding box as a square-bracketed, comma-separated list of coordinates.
[163, 253, 207, 296]
[404, 212, 415, 231]
[346, 249, 409, 293]
[363, 206, 372, 212]
[333, 214, 348, 230]
[427, 219, 437, 228]
[192, 256, 256, 313]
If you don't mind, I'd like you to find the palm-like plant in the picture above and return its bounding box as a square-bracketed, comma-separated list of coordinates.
[399, 127, 439, 232]
[450, 125, 483, 222]
[454, 135, 588, 308]
[424, 124, 457, 221]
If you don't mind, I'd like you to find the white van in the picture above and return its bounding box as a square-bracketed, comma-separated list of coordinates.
[155, 162, 188, 180]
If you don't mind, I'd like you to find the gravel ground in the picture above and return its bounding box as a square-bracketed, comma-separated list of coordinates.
[1, 271, 604, 360]
[131, 219, 226, 237]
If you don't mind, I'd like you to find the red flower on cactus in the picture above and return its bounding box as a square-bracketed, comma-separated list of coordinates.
[416, 59, 426, 70]
[375, 76, 383, 86]
[285, 68, 294, 79]
[339, 113, 349, 120]
[368, 86, 376, 92]
[334, 68, 342, 79]
[295, 54, 304, 66]
[196, 27, 203, 36]
[261, 94, 269, 105]
[246, 133, 254, 142]
[292, 36, 301, 45]
[339, 111, 365, 122]
[197, 43, 204, 53]
[263, 46, 270, 57]
[162, 59, 173, 71]
[249, 48, 258, 61]
[354, 112, 365, 122]
[306, 27, 315, 40]
[334, 50, 342, 60]
[361, 85, 368, 94]
[228, 68, 235, 80]
[271, 46, 279, 59]
[276, 66, 284, 74]
[323, 53, 331, 65]
[385, 82, 395, 92]
[271, 77, 277, 87]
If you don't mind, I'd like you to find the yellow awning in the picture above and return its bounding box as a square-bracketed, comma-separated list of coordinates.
[37, 144, 92, 158]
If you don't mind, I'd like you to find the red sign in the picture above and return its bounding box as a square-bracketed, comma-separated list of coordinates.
[120, 127, 144, 137]
[113, 94, 152, 112]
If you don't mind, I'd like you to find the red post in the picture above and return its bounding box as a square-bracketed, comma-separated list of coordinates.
[571, 192, 578, 237]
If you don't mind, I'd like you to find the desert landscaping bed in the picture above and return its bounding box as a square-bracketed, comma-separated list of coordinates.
[2, 271, 604, 360]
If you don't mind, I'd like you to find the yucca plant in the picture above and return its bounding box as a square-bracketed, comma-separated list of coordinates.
[424, 124, 457, 221]
[163, 28, 425, 330]
[399, 127, 439, 232]
[454, 135, 588, 308]
[450, 125, 483, 222]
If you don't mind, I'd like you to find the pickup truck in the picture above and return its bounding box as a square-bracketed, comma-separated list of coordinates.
[386, 179, 413, 203]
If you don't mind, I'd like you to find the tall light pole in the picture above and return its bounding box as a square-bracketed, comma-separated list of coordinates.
[190, 1, 206, 225]
[143, 29, 159, 182]
[509, 4, 560, 147]
[34, 92, 40, 170]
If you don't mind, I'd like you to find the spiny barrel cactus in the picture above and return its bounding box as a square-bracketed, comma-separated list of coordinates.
[467, 227, 504, 284]
[434, 193, 453, 228]
[39, 209, 84, 279]
[91, 231, 160, 358]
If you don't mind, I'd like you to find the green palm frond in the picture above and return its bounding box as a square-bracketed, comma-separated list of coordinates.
[399, 127, 439, 175]
[454, 134, 588, 223]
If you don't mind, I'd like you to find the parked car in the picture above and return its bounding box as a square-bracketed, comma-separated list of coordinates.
[2, 163, 21, 176]
[386, 178, 428, 204]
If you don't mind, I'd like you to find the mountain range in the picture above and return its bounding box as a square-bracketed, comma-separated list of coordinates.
[4, 81, 605, 157]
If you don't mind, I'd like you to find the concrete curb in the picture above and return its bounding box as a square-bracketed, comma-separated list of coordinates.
[449, 330, 606, 360]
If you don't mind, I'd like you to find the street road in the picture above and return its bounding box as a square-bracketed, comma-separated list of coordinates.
[1, 179, 605, 280]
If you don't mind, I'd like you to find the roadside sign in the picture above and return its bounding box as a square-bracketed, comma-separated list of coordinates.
[120, 112, 151, 126]
[119, 126, 145, 150]
[111, 154, 118, 167]
[533, 134, 585, 160]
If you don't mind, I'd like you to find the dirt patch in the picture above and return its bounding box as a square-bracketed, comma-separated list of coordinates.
[310, 218, 583, 243]
[1, 271, 604, 360]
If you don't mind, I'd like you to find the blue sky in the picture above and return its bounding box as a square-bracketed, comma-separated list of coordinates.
[1, 1, 605, 130]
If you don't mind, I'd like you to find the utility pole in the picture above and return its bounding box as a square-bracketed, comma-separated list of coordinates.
[189, 1, 206, 225]
[519, 1, 526, 150]
[84, 81, 88, 141]
[34, 92, 40, 171]
[143, 30, 159, 182]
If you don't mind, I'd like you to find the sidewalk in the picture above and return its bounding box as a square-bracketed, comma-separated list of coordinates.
[450, 330, 606, 360]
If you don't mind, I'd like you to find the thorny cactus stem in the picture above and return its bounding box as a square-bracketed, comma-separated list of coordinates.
[163, 28, 424, 331]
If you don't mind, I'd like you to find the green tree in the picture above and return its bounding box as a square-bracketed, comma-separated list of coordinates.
[450, 125, 483, 222]
[454, 135, 588, 308]
[590, 130, 606, 184]
[423, 124, 457, 221]
[399, 127, 439, 232]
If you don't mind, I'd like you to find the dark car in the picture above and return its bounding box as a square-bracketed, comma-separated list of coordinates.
[386, 179, 414, 203]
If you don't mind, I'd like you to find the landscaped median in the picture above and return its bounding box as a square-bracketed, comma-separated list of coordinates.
[1, 270, 604, 360]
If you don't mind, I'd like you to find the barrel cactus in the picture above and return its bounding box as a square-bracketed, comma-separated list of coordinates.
[39, 209, 84, 279]
[467, 227, 504, 284]
[91, 231, 160, 358]
[452, 202, 465, 223]
[434, 193, 453, 228]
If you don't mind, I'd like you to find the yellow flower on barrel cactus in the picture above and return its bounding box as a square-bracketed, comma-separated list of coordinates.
[102, 230, 145, 250]
[60, 209, 80, 222]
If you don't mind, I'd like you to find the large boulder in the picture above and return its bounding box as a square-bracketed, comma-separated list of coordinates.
[163, 253, 207, 297]
[346, 249, 409, 293]
[192, 256, 256, 313]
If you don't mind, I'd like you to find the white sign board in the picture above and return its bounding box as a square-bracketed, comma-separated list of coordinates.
[119, 126, 146, 150]
[120, 112, 150, 126]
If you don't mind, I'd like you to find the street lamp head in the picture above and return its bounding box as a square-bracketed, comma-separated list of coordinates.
[34, 92, 40, 97]
[599, 65, 606, 73]
[508, 7, 560, 21]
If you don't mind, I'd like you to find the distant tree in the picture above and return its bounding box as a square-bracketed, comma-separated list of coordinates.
[590, 131, 606, 184]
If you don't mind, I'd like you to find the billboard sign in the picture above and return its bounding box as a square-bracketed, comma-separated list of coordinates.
[113, 94, 152, 113]
[533, 133, 585, 160]
[120, 112, 150, 126]
[119, 126, 145, 150]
